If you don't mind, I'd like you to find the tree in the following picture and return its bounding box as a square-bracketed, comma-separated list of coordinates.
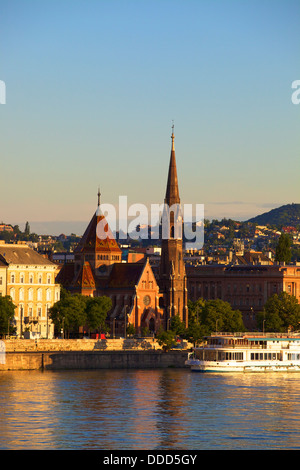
[169, 314, 186, 336]
[256, 292, 300, 332]
[156, 328, 177, 351]
[201, 299, 245, 333]
[85, 296, 112, 334]
[49, 288, 87, 338]
[126, 323, 136, 337]
[0, 295, 16, 337]
[24, 221, 30, 236]
[186, 320, 206, 346]
[188, 298, 245, 336]
[275, 233, 291, 263]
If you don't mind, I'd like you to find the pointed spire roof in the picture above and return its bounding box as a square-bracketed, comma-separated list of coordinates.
[74, 190, 122, 255]
[165, 125, 180, 206]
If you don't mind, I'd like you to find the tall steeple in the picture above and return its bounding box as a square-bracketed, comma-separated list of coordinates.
[165, 125, 180, 206]
[159, 127, 188, 328]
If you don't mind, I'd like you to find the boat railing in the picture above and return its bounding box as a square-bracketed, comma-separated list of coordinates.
[211, 332, 300, 339]
[203, 344, 268, 349]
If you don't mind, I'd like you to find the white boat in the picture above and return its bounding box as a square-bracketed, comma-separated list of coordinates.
[185, 332, 300, 372]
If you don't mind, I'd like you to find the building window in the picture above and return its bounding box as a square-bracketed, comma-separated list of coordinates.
[0, 277, 2, 285]
[29, 274, 33, 284]
[10, 288, 15, 301]
[11, 273, 15, 283]
[38, 274, 42, 284]
[20, 273, 24, 283]
[37, 288, 42, 301]
[47, 274, 51, 284]
[19, 288, 24, 301]
[28, 288, 33, 301]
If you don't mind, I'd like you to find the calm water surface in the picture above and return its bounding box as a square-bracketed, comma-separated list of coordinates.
[0, 368, 300, 450]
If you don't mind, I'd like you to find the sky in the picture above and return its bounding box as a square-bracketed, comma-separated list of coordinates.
[1, 0, 299, 235]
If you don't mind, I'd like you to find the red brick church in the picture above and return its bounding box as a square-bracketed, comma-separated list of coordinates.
[57, 129, 187, 335]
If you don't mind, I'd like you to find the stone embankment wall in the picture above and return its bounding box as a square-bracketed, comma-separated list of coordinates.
[3, 337, 165, 352]
[0, 338, 192, 371]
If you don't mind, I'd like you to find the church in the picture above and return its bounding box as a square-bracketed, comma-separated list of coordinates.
[57, 129, 188, 335]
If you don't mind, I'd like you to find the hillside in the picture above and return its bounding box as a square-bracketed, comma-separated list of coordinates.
[247, 203, 300, 228]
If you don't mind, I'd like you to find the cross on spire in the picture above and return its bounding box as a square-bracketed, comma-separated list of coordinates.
[97, 187, 101, 206]
[171, 121, 175, 150]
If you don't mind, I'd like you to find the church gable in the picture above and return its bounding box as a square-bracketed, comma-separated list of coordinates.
[136, 260, 159, 292]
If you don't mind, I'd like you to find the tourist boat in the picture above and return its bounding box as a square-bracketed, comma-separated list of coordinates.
[185, 332, 300, 372]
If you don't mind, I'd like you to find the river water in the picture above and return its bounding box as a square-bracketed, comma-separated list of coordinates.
[0, 368, 300, 450]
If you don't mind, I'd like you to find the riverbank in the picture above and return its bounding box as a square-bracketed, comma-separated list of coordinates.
[0, 350, 189, 371]
[0, 338, 191, 371]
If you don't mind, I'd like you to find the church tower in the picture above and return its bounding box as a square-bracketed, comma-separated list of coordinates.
[74, 189, 122, 274]
[159, 127, 188, 327]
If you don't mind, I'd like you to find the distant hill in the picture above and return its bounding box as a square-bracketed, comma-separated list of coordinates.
[247, 204, 300, 228]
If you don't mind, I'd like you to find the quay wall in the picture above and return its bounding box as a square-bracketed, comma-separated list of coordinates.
[0, 350, 188, 371]
[0, 338, 191, 371]
[2, 338, 166, 352]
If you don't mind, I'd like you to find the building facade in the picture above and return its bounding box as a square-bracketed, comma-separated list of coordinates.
[0, 242, 61, 338]
[187, 264, 300, 329]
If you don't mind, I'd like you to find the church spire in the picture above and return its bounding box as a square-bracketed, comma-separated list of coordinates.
[165, 123, 180, 206]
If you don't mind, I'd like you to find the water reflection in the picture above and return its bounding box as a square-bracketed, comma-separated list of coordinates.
[1, 370, 300, 449]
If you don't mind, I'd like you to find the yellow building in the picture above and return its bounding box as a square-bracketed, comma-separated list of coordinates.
[0, 242, 60, 338]
[0, 258, 8, 297]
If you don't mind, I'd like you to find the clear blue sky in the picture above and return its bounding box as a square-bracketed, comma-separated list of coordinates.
[1, 0, 299, 235]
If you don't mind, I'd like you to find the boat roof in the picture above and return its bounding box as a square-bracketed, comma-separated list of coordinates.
[209, 333, 300, 342]
[247, 337, 300, 342]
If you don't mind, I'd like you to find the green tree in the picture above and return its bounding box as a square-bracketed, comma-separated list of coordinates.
[186, 320, 206, 346]
[169, 314, 186, 336]
[49, 288, 87, 338]
[0, 295, 16, 337]
[126, 323, 136, 337]
[24, 221, 30, 236]
[257, 292, 300, 332]
[187, 298, 205, 324]
[275, 233, 291, 263]
[156, 328, 177, 351]
[200, 299, 245, 334]
[85, 296, 112, 334]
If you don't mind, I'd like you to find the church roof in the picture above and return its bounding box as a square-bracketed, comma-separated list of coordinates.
[75, 205, 122, 255]
[106, 262, 145, 289]
[72, 261, 96, 290]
